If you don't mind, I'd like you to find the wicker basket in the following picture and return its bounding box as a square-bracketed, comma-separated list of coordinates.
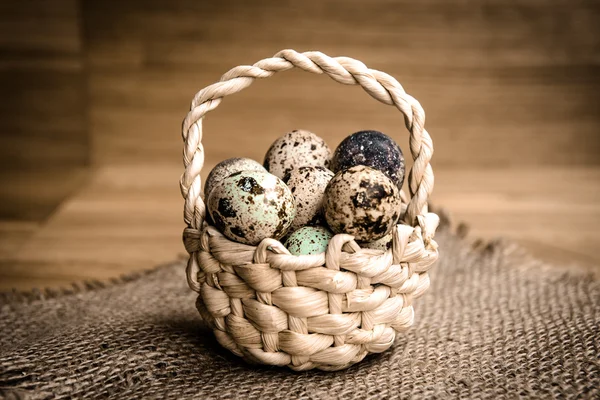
[180, 49, 439, 371]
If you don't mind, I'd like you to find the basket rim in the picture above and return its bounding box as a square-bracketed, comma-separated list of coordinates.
[184, 210, 440, 293]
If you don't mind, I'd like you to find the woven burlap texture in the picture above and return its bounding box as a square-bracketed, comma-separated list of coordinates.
[1, 227, 598, 399]
[180, 50, 438, 370]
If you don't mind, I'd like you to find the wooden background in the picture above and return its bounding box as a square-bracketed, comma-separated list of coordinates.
[1, 0, 599, 289]
[84, 0, 600, 167]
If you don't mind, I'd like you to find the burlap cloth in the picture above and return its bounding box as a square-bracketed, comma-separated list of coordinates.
[1, 224, 598, 399]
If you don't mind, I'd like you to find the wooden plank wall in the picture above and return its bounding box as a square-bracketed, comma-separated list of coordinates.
[0, 0, 88, 169]
[83, 0, 600, 170]
[0, 0, 88, 221]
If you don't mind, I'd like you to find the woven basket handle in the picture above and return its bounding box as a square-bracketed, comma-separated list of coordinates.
[180, 49, 434, 233]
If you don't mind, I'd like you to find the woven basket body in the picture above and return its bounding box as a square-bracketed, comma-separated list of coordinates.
[181, 50, 439, 371]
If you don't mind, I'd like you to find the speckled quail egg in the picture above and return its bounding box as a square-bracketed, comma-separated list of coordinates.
[204, 157, 266, 199]
[330, 130, 405, 189]
[324, 165, 401, 242]
[264, 129, 331, 179]
[207, 170, 296, 245]
[359, 233, 393, 252]
[284, 226, 334, 255]
[283, 166, 334, 231]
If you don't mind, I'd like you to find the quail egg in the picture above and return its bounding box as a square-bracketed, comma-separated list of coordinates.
[330, 130, 405, 189]
[204, 157, 265, 199]
[207, 170, 296, 245]
[283, 166, 334, 231]
[284, 226, 334, 255]
[264, 129, 331, 179]
[324, 165, 401, 241]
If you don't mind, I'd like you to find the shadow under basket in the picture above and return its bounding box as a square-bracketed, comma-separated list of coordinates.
[180, 49, 440, 371]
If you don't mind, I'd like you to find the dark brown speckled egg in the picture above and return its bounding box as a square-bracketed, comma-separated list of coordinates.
[330, 130, 405, 189]
[283, 166, 334, 231]
[207, 170, 296, 245]
[263, 129, 331, 179]
[324, 165, 401, 241]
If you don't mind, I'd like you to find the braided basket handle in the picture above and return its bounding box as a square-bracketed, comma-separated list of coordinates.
[180, 49, 434, 234]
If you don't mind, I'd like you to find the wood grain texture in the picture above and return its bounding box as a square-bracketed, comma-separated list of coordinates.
[0, 167, 87, 221]
[82, 0, 600, 168]
[0, 0, 88, 168]
[0, 0, 90, 223]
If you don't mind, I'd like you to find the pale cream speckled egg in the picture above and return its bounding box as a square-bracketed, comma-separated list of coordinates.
[207, 170, 296, 245]
[204, 157, 265, 199]
[324, 165, 401, 242]
[283, 166, 334, 231]
[263, 129, 331, 179]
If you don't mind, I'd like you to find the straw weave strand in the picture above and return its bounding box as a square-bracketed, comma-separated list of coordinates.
[181, 50, 439, 370]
